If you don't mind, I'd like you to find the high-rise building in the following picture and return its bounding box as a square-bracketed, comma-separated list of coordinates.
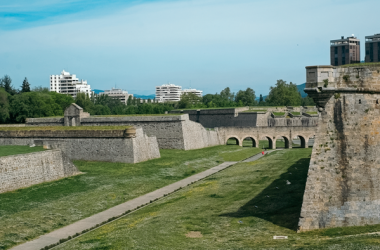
[50, 70, 91, 98]
[182, 88, 203, 98]
[156, 84, 182, 102]
[99, 88, 133, 104]
[365, 33, 380, 63]
[330, 36, 360, 66]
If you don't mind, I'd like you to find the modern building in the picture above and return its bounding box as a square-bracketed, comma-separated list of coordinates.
[182, 88, 203, 98]
[99, 88, 133, 104]
[330, 36, 360, 66]
[50, 70, 91, 98]
[365, 33, 380, 63]
[156, 84, 182, 102]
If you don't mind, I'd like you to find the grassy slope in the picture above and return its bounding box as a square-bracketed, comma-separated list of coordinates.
[57, 149, 380, 250]
[0, 145, 45, 157]
[0, 145, 261, 250]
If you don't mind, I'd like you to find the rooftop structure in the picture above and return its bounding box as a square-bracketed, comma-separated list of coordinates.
[50, 70, 91, 98]
[330, 36, 360, 66]
[99, 88, 133, 104]
[156, 84, 182, 103]
[182, 88, 203, 98]
[365, 33, 380, 63]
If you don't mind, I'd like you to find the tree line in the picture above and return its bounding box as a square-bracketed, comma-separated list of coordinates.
[0, 75, 315, 124]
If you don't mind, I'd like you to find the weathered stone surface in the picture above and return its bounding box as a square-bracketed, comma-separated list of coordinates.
[0, 150, 80, 194]
[299, 64, 380, 231]
[0, 128, 160, 163]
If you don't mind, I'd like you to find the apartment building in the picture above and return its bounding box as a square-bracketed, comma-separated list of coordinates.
[182, 88, 203, 98]
[156, 84, 182, 102]
[50, 70, 91, 98]
[365, 33, 380, 63]
[99, 88, 133, 104]
[330, 36, 360, 66]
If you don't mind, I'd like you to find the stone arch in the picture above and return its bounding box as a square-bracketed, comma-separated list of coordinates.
[261, 135, 275, 149]
[242, 136, 258, 148]
[276, 135, 291, 149]
[293, 135, 308, 148]
[226, 136, 241, 146]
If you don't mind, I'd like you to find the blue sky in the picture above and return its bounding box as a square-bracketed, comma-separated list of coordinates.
[0, 0, 379, 95]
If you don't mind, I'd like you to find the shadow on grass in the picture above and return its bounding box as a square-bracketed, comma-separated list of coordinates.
[220, 157, 310, 231]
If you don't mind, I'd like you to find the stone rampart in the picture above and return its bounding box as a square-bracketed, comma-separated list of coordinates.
[0, 150, 80, 194]
[0, 128, 160, 163]
[299, 64, 380, 231]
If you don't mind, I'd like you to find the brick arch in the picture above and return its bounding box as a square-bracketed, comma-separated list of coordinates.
[260, 134, 275, 149]
[275, 134, 292, 149]
[225, 136, 241, 146]
[241, 135, 259, 148]
[293, 134, 309, 148]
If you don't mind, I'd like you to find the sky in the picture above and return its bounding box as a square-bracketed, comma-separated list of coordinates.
[0, 0, 379, 96]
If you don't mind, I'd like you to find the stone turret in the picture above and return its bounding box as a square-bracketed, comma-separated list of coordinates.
[299, 63, 380, 231]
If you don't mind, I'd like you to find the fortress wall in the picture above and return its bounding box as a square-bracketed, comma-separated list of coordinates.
[181, 120, 222, 150]
[0, 128, 160, 163]
[0, 150, 80, 194]
[299, 65, 380, 231]
[26, 118, 64, 126]
[267, 117, 319, 127]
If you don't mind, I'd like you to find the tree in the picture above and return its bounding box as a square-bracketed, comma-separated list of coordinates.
[259, 94, 264, 105]
[265, 80, 302, 106]
[0, 87, 10, 123]
[21, 77, 31, 93]
[127, 95, 133, 105]
[302, 96, 316, 106]
[178, 92, 203, 109]
[2, 75, 16, 95]
[235, 87, 256, 106]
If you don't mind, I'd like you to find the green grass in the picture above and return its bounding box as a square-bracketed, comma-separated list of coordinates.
[272, 112, 285, 116]
[0, 145, 261, 250]
[92, 114, 179, 117]
[341, 62, 380, 68]
[291, 112, 301, 115]
[55, 149, 380, 250]
[306, 112, 318, 115]
[0, 145, 46, 157]
[0, 126, 132, 131]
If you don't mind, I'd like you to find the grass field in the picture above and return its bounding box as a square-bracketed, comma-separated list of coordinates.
[273, 112, 285, 116]
[0, 145, 45, 157]
[55, 149, 380, 250]
[0, 126, 132, 131]
[0, 145, 261, 250]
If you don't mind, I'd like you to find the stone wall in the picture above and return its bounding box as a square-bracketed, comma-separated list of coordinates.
[299, 64, 380, 231]
[0, 150, 80, 194]
[0, 128, 160, 163]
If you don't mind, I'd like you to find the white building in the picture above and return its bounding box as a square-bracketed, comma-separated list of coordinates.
[156, 84, 182, 102]
[50, 70, 91, 98]
[182, 88, 203, 98]
[99, 88, 133, 104]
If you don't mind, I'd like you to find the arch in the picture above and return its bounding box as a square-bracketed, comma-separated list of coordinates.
[276, 135, 291, 149]
[260, 135, 275, 149]
[293, 135, 308, 148]
[226, 136, 241, 146]
[242, 136, 258, 148]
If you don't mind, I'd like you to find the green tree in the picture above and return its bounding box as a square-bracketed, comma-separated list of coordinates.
[2, 75, 16, 95]
[21, 77, 31, 93]
[259, 94, 265, 105]
[302, 95, 316, 106]
[265, 80, 302, 106]
[75, 93, 94, 113]
[235, 87, 256, 106]
[0, 88, 10, 123]
[178, 92, 203, 109]
[127, 95, 133, 105]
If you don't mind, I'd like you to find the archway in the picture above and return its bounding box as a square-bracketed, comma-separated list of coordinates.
[292, 135, 308, 148]
[260, 136, 275, 149]
[226, 137, 240, 146]
[242, 137, 257, 147]
[276, 136, 291, 149]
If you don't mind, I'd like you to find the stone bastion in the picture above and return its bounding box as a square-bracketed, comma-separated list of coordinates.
[299, 63, 380, 231]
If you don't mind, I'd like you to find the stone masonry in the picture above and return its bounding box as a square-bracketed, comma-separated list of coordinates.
[299, 64, 380, 231]
[0, 150, 80, 194]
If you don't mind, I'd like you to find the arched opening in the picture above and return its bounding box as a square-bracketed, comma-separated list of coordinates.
[292, 135, 308, 148]
[243, 137, 257, 147]
[260, 136, 274, 149]
[308, 136, 315, 147]
[226, 137, 239, 146]
[276, 136, 291, 149]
